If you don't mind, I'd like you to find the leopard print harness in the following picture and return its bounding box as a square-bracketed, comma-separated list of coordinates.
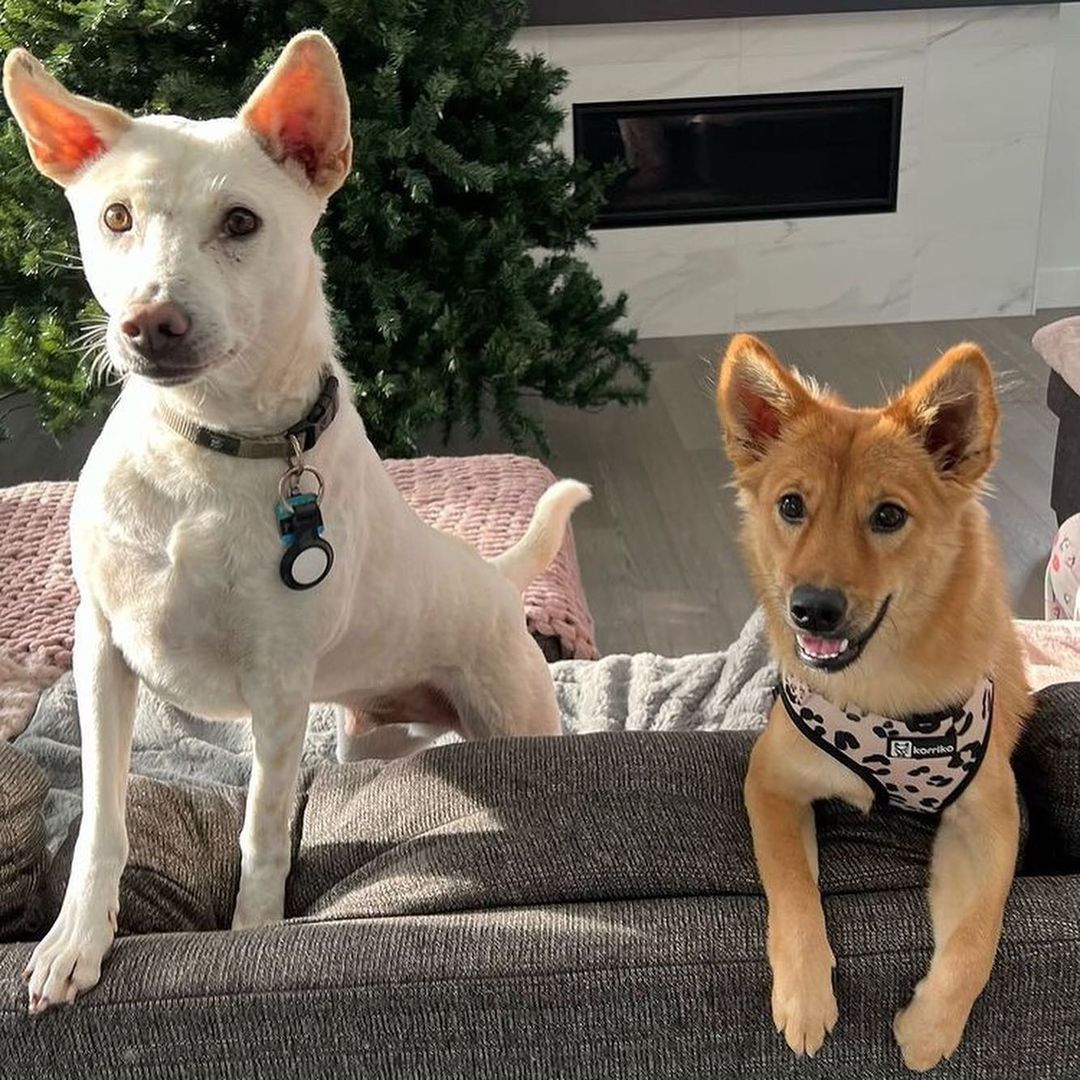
[778, 675, 994, 815]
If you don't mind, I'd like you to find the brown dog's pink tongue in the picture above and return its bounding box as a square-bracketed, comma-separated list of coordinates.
[798, 634, 849, 658]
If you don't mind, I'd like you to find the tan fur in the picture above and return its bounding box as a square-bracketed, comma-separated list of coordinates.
[717, 333, 1030, 1071]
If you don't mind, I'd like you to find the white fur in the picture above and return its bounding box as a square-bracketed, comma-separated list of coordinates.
[7, 33, 589, 1011]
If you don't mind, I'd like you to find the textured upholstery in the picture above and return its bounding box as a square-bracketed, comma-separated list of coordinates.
[1, 881, 1077, 1080]
[0, 691, 1075, 1077]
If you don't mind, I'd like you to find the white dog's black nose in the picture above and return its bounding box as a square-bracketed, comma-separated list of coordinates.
[120, 301, 191, 357]
[790, 585, 848, 634]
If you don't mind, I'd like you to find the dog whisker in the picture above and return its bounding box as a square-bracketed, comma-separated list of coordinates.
[70, 328, 110, 348]
[43, 247, 83, 264]
[992, 369, 1025, 401]
[39, 248, 85, 273]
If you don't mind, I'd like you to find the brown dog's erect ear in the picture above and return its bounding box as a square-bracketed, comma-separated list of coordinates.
[717, 334, 815, 468]
[886, 343, 999, 486]
[2, 49, 131, 186]
[240, 31, 352, 198]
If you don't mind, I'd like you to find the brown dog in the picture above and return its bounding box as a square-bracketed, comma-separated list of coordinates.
[716, 334, 1030, 1072]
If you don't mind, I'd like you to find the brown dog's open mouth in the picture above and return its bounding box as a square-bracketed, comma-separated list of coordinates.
[794, 595, 892, 674]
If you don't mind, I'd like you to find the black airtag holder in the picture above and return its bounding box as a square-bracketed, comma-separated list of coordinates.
[276, 493, 334, 591]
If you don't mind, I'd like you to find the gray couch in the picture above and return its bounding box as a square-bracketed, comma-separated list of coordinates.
[1, 684, 1078, 1079]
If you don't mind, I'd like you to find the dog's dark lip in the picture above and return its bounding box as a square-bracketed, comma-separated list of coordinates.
[792, 595, 892, 674]
[132, 364, 214, 386]
[112, 337, 216, 387]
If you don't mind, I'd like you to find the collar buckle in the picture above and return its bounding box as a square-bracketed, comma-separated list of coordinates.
[286, 422, 319, 453]
[285, 375, 339, 452]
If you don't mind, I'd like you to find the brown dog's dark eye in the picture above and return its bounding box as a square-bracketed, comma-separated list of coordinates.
[778, 493, 806, 523]
[103, 203, 132, 233]
[223, 207, 260, 238]
[871, 502, 908, 533]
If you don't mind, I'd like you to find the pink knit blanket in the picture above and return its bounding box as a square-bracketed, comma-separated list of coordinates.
[0, 455, 597, 740]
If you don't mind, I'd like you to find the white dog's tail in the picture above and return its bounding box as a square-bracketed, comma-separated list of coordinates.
[493, 479, 592, 592]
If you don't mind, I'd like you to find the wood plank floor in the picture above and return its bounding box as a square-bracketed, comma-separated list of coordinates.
[4, 308, 1076, 656]
[427, 308, 1079, 655]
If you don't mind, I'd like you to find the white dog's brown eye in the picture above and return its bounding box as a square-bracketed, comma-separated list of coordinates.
[103, 203, 132, 233]
[224, 207, 260, 237]
[871, 502, 908, 533]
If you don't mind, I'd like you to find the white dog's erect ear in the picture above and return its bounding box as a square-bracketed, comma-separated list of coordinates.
[886, 342, 999, 486]
[3, 48, 131, 186]
[240, 31, 353, 198]
[717, 334, 816, 470]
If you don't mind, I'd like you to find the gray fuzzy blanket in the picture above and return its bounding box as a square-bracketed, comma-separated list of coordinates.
[15, 609, 774, 851]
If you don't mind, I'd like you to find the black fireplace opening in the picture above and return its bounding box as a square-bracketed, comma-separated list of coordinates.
[574, 88, 903, 229]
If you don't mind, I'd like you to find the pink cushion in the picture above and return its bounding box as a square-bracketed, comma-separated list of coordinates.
[387, 456, 597, 661]
[0, 455, 597, 740]
[1016, 618, 1080, 692]
[0, 483, 78, 742]
[1032, 316, 1080, 397]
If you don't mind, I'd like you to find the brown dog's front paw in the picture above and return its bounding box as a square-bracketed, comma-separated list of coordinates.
[771, 965, 839, 1057]
[893, 989, 965, 1073]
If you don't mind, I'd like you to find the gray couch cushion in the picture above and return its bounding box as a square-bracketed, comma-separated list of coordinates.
[290, 732, 944, 922]
[0, 686, 1075, 1079]
[0, 743, 48, 941]
[5, 730, 946, 939]
[1, 879, 1077, 1080]
[45, 776, 246, 935]
[1015, 681, 1080, 874]
[4, 680, 1076, 939]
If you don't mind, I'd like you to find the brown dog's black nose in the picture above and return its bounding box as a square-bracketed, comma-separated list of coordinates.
[120, 301, 191, 357]
[790, 586, 847, 634]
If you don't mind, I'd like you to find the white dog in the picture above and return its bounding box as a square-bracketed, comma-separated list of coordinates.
[3, 31, 588, 1012]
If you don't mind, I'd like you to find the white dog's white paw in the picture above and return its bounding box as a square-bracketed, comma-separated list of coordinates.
[24, 905, 117, 1013]
[230, 897, 283, 931]
[230, 869, 286, 930]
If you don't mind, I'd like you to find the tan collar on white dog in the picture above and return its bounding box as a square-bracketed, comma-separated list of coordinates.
[157, 371, 339, 459]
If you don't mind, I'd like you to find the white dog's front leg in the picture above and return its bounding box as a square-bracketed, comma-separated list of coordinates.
[25, 601, 137, 1012]
[231, 683, 311, 930]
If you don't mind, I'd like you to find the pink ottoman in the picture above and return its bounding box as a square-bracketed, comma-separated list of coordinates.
[0, 455, 597, 740]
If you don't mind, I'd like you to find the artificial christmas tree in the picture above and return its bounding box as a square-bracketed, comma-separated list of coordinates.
[0, 0, 647, 454]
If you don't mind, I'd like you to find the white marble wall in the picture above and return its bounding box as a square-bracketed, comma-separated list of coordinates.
[516, 5, 1061, 337]
[1037, 3, 1080, 308]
